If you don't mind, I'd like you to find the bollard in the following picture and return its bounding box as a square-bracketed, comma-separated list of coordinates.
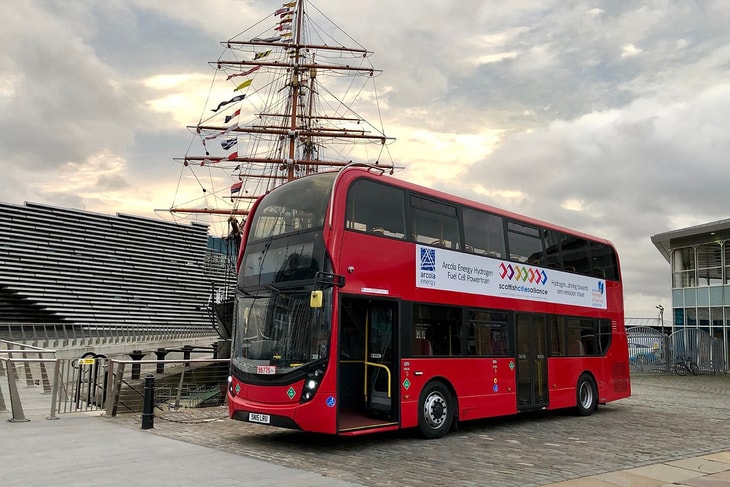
[154, 349, 169, 374]
[129, 350, 145, 380]
[141, 374, 155, 430]
[182, 345, 193, 366]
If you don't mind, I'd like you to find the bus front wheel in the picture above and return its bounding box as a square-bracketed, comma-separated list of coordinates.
[576, 374, 597, 416]
[418, 381, 454, 439]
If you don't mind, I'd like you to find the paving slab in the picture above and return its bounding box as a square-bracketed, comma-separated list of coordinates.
[0, 413, 359, 487]
[678, 470, 730, 487]
[666, 457, 730, 475]
[593, 470, 666, 486]
[625, 464, 704, 484]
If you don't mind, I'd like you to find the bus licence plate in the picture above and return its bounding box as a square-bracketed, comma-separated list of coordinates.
[249, 413, 270, 424]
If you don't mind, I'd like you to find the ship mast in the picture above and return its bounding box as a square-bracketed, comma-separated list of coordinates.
[166, 0, 397, 231]
[286, 0, 304, 182]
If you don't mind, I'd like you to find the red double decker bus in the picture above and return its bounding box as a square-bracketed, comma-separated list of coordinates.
[227, 164, 630, 438]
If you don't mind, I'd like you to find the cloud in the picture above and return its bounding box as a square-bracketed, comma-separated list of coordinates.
[3, 0, 730, 318]
[449, 82, 730, 317]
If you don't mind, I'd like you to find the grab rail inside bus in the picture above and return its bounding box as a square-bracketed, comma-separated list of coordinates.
[364, 361, 392, 399]
[340, 358, 393, 399]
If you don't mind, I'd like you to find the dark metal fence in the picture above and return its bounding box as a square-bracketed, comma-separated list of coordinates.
[627, 326, 725, 375]
[1, 338, 229, 422]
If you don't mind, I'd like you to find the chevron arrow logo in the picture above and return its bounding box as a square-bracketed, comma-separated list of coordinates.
[497, 262, 549, 286]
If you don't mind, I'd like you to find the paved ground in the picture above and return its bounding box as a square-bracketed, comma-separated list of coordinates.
[4, 374, 730, 486]
[115, 374, 730, 486]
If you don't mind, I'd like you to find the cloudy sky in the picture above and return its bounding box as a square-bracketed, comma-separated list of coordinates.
[3, 0, 729, 319]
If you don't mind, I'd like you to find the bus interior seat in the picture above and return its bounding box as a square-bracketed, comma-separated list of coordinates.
[415, 338, 433, 356]
[371, 227, 385, 235]
[569, 339, 585, 356]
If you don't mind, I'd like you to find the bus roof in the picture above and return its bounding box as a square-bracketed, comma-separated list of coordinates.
[333, 166, 617, 249]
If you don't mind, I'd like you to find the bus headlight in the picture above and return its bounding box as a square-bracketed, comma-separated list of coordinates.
[300, 368, 324, 403]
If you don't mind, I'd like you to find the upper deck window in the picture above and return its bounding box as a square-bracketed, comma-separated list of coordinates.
[463, 207, 505, 257]
[507, 221, 543, 263]
[249, 173, 336, 241]
[410, 195, 461, 249]
[561, 236, 591, 275]
[590, 241, 619, 280]
[345, 179, 406, 239]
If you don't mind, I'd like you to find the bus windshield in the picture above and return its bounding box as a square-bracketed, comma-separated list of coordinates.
[232, 173, 337, 376]
[238, 173, 336, 288]
[232, 289, 331, 376]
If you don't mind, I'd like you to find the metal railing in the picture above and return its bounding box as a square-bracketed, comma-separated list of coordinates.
[0, 323, 218, 350]
[1, 343, 229, 422]
[627, 326, 725, 375]
[0, 340, 60, 422]
[105, 358, 230, 416]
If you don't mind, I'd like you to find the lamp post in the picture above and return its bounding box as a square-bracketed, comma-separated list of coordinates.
[656, 304, 664, 335]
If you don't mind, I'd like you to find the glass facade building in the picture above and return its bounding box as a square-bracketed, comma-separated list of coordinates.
[651, 218, 730, 365]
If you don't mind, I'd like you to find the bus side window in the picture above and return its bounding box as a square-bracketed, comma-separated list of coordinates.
[598, 319, 612, 354]
[566, 319, 584, 356]
[543, 230, 564, 269]
[345, 179, 406, 239]
[590, 241, 619, 281]
[566, 318, 598, 356]
[580, 320, 597, 356]
[549, 315, 566, 356]
[414, 304, 461, 356]
[561, 236, 591, 275]
[506, 221, 543, 264]
[410, 195, 461, 250]
[462, 207, 505, 258]
[467, 310, 509, 357]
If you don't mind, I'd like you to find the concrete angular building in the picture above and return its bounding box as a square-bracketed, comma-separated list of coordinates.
[651, 218, 730, 358]
[0, 201, 236, 331]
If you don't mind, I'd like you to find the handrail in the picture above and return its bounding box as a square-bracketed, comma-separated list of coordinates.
[364, 361, 392, 398]
[0, 339, 57, 354]
[0, 341, 59, 422]
[338, 358, 392, 399]
[105, 358, 230, 417]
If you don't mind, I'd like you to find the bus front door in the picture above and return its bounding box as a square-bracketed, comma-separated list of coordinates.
[365, 301, 395, 417]
[339, 297, 397, 431]
[515, 313, 548, 411]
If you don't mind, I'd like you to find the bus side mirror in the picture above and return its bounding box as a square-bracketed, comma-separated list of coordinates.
[315, 271, 345, 288]
[310, 290, 323, 308]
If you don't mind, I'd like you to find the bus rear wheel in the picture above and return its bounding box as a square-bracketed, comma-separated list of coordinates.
[576, 374, 597, 416]
[418, 381, 454, 439]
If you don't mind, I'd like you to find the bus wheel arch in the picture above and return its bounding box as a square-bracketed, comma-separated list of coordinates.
[417, 379, 456, 439]
[575, 372, 598, 416]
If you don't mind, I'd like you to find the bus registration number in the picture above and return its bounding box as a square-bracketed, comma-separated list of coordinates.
[256, 365, 276, 375]
[249, 413, 270, 424]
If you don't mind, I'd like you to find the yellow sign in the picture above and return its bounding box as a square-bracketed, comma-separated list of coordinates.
[79, 358, 95, 365]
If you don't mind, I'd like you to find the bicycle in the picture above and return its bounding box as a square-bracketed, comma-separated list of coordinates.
[674, 355, 699, 376]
